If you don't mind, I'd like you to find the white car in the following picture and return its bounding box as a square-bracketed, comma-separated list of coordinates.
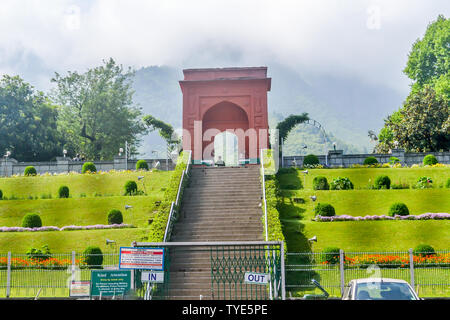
[341, 278, 420, 300]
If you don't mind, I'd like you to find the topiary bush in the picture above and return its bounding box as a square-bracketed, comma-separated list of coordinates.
[363, 156, 378, 165]
[413, 244, 436, 257]
[81, 162, 97, 174]
[330, 177, 354, 190]
[374, 175, 391, 189]
[313, 176, 329, 190]
[24, 166, 37, 176]
[303, 154, 319, 166]
[58, 186, 70, 198]
[124, 180, 138, 195]
[83, 246, 103, 269]
[22, 213, 42, 228]
[108, 209, 123, 225]
[389, 156, 400, 165]
[415, 176, 433, 189]
[322, 247, 341, 265]
[423, 154, 438, 166]
[136, 160, 149, 171]
[0, 190, 2, 200]
[446, 178, 450, 188]
[314, 203, 336, 217]
[388, 202, 409, 217]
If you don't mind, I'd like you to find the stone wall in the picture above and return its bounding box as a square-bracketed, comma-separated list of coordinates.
[0, 156, 175, 177]
[282, 149, 450, 168]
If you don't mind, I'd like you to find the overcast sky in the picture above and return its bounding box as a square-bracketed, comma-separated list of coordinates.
[0, 0, 448, 94]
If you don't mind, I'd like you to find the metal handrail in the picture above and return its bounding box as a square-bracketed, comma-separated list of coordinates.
[163, 150, 192, 242]
[260, 149, 269, 242]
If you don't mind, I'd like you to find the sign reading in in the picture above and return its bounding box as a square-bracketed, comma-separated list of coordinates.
[119, 247, 165, 270]
[244, 272, 270, 285]
[90, 270, 131, 297]
[141, 271, 165, 283]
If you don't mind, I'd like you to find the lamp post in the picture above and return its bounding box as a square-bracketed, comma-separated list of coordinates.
[3, 151, 11, 177]
[308, 236, 318, 262]
[125, 205, 133, 223]
[137, 176, 146, 194]
[302, 169, 308, 188]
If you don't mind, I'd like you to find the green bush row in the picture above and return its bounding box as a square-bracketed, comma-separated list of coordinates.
[262, 178, 286, 245]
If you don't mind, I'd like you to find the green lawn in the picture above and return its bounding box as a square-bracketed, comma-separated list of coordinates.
[0, 170, 172, 254]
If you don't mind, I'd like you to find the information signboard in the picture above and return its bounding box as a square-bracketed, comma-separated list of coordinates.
[70, 281, 90, 297]
[90, 270, 131, 297]
[119, 247, 164, 270]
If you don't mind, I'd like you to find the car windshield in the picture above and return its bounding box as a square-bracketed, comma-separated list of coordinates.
[355, 282, 417, 300]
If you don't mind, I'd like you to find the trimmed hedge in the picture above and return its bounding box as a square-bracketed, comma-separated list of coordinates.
[413, 244, 436, 257]
[314, 203, 336, 217]
[124, 180, 138, 195]
[388, 202, 409, 217]
[58, 186, 70, 198]
[322, 247, 341, 264]
[330, 177, 354, 190]
[83, 246, 103, 269]
[303, 154, 319, 166]
[24, 166, 37, 176]
[262, 178, 285, 244]
[81, 162, 97, 174]
[423, 154, 438, 166]
[107, 209, 123, 225]
[363, 156, 378, 165]
[313, 176, 329, 190]
[136, 160, 149, 171]
[374, 175, 391, 189]
[22, 213, 42, 228]
[446, 178, 450, 188]
[0, 190, 2, 200]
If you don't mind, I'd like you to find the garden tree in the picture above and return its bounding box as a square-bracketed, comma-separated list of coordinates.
[0, 75, 63, 161]
[376, 15, 450, 152]
[143, 114, 180, 152]
[377, 86, 449, 152]
[51, 58, 147, 160]
[275, 113, 309, 161]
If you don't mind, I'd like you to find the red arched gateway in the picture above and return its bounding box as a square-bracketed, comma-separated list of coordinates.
[179, 67, 271, 165]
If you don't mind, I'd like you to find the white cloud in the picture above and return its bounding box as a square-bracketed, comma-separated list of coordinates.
[0, 0, 448, 92]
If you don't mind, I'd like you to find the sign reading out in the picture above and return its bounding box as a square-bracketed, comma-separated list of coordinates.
[119, 247, 164, 270]
[244, 272, 270, 285]
[90, 270, 131, 297]
[141, 271, 165, 283]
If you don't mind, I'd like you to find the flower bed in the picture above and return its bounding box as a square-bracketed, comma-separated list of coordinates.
[0, 256, 86, 270]
[321, 253, 450, 268]
[0, 224, 135, 233]
[314, 213, 450, 222]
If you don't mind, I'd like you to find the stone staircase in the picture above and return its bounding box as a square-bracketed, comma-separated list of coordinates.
[167, 165, 264, 299]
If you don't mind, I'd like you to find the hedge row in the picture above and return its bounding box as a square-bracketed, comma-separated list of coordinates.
[262, 178, 286, 245]
[147, 152, 188, 242]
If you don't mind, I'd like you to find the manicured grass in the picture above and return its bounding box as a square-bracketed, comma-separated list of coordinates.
[0, 195, 161, 228]
[0, 227, 149, 253]
[0, 170, 171, 199]
[285, 189, 450, 219]
[278, 167, 450, 190]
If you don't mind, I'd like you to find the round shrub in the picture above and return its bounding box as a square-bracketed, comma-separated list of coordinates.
[423, 154, 438, 166]
[389, 156, 400, 164]
[415, 176, 433, 189]
[322, 247, 341, 265]
[303, 154, 319, 166]
[83, 246, 103, 269]
[313, 176, 329, 190]
[363, 156, 378, 165]
[81, 162, 97, 174]
[0, 190, 2, 200]
[413, 244, 436, 257]
[58, 186, 70, 198]
[136, 160, 149, 171]
[24, 166, 37, 176]
[330, 177, 354, 190]
[124, 180, 138, 195]
[374, 175, 391, 189]
[388, 202, 409, 217]
[314, 203, 336, 217]
[22, 213, 42, 228]
[108, 209, 123, 225]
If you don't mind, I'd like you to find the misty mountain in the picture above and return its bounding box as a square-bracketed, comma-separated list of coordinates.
[132, 64, 405, 157]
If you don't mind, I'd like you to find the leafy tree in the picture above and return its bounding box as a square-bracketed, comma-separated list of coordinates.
[142, 114, 179, 152]
[51, 58, 147, 160]
[0, 75, 63, 161]
[275, 113, 309, 162]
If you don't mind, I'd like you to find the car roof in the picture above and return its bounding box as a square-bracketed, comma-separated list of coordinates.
[350, 278, 410, 284]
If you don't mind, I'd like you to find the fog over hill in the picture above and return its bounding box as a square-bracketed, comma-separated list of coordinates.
[132, 63, 405, 157]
